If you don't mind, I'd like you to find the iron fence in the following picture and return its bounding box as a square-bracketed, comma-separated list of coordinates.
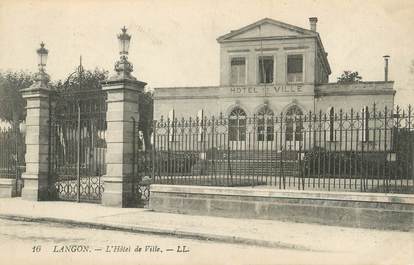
[0, 126, 25, 195]
[132, 104, 414, 205]
[0, 126, 25, 178]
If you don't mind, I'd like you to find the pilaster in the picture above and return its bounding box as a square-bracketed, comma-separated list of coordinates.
[101, 78, 146, 207]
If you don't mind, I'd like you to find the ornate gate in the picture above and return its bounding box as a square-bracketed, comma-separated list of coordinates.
[48, 66, 107, 203]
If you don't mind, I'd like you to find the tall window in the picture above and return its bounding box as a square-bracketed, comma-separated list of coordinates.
[257, 106, 274, 141]
[285, 105, 303, 141]
[287, 54, 303, 83]
[329, 107, 335, 142]
[168, 109, 175, 142]
[230, 57, 246, 85]
[258, 56, 274, 84]
[197, 109, 204, 142]
[361, 106, 369, 142]
[229, 107, 246, 141]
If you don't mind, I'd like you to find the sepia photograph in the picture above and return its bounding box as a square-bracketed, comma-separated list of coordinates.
[0, 0, 413, 264]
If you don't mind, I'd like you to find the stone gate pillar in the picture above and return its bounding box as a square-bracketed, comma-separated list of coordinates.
[101, 27, 146, 207]
[20, 68, 51, 201]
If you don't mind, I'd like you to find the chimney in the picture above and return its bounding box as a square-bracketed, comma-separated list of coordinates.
[309, 17, 318, 31]
[383, 55, 390, 82]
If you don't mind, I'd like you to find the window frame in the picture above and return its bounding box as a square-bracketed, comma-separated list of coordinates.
[285, 105, 304, 142]
[286, 53, 305, 84]
[228, 107, 247, 142]
[328, 107, 336, 142]
[229, 56, 247, 86]
[168, 109, 176, 142]
[197, 109, 205, 142]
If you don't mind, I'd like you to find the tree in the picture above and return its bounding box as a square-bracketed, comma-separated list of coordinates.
[337, 71, 362, 84]
[0, 71, 34, 128]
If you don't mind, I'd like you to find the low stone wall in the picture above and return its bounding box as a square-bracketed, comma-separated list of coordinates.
[149, 185, 414, 231]
[0, 178, 17, 198]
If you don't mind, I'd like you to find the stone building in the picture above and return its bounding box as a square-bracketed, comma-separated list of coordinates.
[154, 17, 395, 119]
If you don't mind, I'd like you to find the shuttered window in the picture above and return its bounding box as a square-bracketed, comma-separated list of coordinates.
[287, 55, 303, 83]
[230, 58, 246, 85]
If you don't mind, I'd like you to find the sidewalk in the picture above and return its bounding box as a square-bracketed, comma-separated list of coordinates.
[0, 198, 413, 256]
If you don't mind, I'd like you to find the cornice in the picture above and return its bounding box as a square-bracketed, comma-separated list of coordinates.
[219, 35, 315, 44]
[154, 93, 315, 100]
[315, 89, 396, 97]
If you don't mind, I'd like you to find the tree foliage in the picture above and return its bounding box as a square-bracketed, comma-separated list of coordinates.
[51, 68, 109, 92]
[51, 68, 109, 132]
[337, 71, 362, 84]
[0, 71, 34, 125]
[0, 68, 109, 125]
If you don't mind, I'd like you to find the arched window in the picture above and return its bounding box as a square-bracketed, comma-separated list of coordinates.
[257, 106, 274, 141]
[285, 105, 303, 142]
[229, 107, 247, 141]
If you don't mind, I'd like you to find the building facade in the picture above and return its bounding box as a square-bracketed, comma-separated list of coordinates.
[154, 17, 395, 119]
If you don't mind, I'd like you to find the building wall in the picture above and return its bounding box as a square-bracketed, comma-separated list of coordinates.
[154, 82, 395, 119]
[315, 82, 395, 113]
[154, 85, 316, 120]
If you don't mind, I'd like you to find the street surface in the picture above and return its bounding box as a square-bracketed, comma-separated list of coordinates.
[0, 219, 412, 265]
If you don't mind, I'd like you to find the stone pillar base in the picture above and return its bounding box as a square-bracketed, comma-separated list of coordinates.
[0, 178, 17, 198]
[102, 178, 135, 207]
[102, 179, 123, 207]
[21, 174, 49, 201]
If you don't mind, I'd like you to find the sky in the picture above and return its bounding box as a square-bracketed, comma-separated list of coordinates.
[0, 0, 413, 106]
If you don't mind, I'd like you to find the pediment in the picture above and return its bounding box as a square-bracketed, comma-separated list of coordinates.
[217, 18, 316, 42]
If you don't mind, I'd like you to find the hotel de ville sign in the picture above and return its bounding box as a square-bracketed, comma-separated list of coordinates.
[228, 84, 305, 96]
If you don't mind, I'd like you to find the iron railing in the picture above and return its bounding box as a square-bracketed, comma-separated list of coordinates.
[132, 105, 414, 205]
